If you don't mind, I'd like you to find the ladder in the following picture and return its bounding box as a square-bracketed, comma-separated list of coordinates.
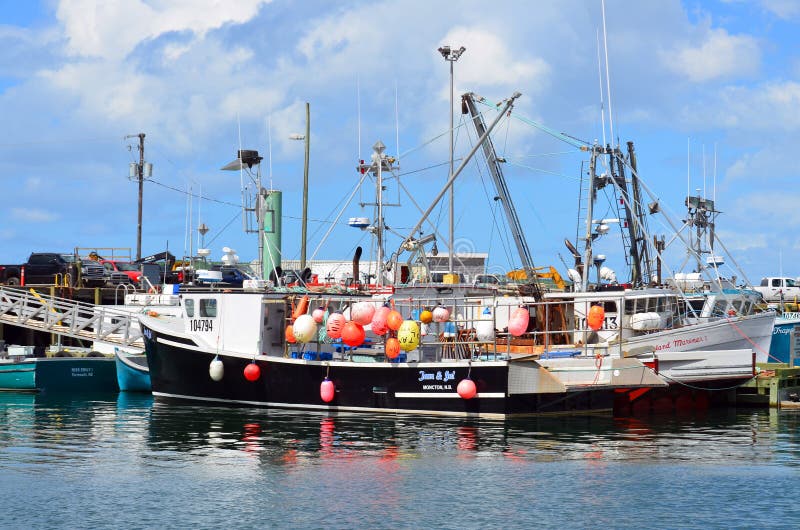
[0, 286, 144, 349]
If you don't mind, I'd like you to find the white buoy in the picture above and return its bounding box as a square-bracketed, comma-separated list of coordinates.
[293, 314, 318, 343]
[209, 356, 224, 381]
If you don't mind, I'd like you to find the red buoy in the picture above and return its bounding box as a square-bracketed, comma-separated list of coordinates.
[243, 362, 261, 382]
[341, 321, 365, 347]
[457, 378, 477, 399]
[285, 324, 296, 343]
[320, 378, 335, 403]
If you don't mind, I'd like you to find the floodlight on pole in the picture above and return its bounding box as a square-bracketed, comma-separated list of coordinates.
[438, 45, 465, 276]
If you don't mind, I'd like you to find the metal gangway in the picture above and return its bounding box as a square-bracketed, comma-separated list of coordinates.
[0, 286, 144, 350]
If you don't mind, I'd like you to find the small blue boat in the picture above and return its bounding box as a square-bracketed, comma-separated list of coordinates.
[0, 356, 119, 392]
[769, 314, 800, 366]
[114, 349, 151, 392]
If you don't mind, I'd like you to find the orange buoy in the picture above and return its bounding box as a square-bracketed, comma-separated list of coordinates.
[285, 325, 296, 343]
[419, 309, 433, 324]
[312, 307, 326, 323]
[243, 362, 261, 382]
[341, 321, 365, 347]
[292, 295, 310, 320]
[386, 310, 404, 331]
[385, 337, 401, 359]
[587, 305, 605, 331]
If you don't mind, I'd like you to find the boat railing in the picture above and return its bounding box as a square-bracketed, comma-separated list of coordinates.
[281, 294, 634, 363]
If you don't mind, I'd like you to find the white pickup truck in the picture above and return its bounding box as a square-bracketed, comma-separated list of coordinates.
[754, 277, 800, 302]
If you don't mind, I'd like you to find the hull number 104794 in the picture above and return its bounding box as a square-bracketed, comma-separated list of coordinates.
[190, 319, 214, 332]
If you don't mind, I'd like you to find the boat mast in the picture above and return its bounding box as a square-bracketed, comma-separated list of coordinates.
[375, 141, 385, 286]
[581, 147, 599, 292]
[391, 92, 521, 274]
[462, 91, 541, 297]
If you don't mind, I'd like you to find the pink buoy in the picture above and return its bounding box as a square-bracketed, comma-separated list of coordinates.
[351, 302, 376, 326]
[432, 306, 451, 323]
[507, 307, 530, 337]
[320, 378, 335, 403]
[457, 378, 477, 399]
[326, 313, 346, 339]
[312, 307, 326, 324]
[371, 305, 391, 336]
[243, 362, 261, 382]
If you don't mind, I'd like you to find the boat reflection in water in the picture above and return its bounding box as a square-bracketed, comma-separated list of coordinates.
[140, 399, 800, 467]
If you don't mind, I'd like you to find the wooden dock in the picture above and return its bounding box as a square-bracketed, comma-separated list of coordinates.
[737, 363, 800, 408]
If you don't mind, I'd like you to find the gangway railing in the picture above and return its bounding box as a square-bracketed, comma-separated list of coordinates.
[0, 286, 144, 349]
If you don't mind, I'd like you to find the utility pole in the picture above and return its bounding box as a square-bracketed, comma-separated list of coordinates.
[290, 104, 311, 271]
[126, 132, 151, 261]
[136, 133, 145, 262]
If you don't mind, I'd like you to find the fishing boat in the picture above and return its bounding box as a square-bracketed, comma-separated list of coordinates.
[141, 91, 773, 416]
[0, 346, 119, 393]
[140, 290, 666, 418]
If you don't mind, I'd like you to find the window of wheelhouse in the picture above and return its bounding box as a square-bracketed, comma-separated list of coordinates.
[590, 301, 617, 313]
[185, 298, 195, 318]
[200, 298, 217, 318]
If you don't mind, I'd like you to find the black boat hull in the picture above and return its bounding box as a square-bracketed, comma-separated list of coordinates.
[143, 325, 614, 418]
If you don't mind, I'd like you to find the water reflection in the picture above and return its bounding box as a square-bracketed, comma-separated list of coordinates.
[137, 399, 800, 467]
[1, 392, 800, 469]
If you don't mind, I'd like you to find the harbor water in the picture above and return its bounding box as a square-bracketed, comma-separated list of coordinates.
[1, 393, 800, 529]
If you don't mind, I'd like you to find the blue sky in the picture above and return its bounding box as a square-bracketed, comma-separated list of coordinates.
[0, 0, 798, 283]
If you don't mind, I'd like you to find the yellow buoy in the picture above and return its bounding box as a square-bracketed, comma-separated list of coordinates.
[397, 320, 420, 352]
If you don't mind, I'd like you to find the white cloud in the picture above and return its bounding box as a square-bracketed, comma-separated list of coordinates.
[664, 28, 760, 82]
[685, 81, 800, 134]
[716, 230, 768, 252]
[10, 207, 59, 223]
[438, 27, 551, 93]
[761, 0, 800, 19]
[55, 0, 271, 59]
[731, 192, 800, 225]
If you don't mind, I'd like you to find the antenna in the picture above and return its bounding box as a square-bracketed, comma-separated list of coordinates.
[196, 184, 202, 253]
[237, 113, 246, 232]
[395, 80, 400, 167]
[357, 76, 362, 161]
[713, 142, 717, 204]
[601, 0, 615, 145]
[596, 28, 607, 147]
[267, 115, 273, 190]
[702, 144, 706, 198]
[687, 137, 690, 203]
[184, 182, 190, 260]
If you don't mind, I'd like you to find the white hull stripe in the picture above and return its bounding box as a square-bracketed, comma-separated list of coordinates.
[152, 391, 510, 418]
[393, 392, 505, 399]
